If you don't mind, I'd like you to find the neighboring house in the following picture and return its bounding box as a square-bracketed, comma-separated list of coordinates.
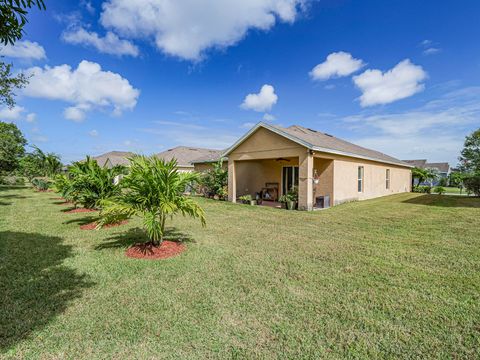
[155, 146, 224, 172]
[91, 151, 135, 168]
[403, 159, 450, 185]
[425, 162, 450, 185]
[224, 122, 412, 210]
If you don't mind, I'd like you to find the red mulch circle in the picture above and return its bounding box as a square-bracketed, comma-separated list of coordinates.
[80, 220, 128, 230]
[125, 241, 186, 260]
[64, 208, 97, 214]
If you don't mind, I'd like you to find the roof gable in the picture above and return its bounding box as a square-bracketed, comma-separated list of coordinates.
[224, 122, 412, 168]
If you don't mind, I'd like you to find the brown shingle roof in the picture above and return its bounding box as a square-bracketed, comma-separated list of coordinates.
[225, 122, 411, 167]
[402, 159, 427, 168]
[425, 162, 450, 173]
[155, 146, 223, 167]
[91, 151, 135, 168]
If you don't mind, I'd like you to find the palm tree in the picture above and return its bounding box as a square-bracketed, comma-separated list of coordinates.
[98, 156, 206, 245]
[66, 156, 126, 209]
[32, 145, 62, 177]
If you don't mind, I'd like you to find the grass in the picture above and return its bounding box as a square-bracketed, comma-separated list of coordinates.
[443, 186, 464, 194]
[1, 186, 479, 359]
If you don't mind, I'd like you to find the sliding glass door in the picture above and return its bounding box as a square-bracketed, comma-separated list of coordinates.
[282, 166, 299, 195]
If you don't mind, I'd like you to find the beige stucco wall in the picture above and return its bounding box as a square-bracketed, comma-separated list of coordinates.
[193, 162, 227, 172]
[332, 157, 411, 205]
[313, 157, 334, 206]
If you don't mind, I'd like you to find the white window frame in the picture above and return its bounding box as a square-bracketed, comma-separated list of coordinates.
[358, 166, 364, 193]
[386, 169, 390, 189]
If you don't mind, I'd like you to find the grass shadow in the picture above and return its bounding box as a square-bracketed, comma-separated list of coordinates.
[63, 215, 99, 226]
[0, 231, 93, 352]
[403, 194, 480, 208]
[0, 186, 29, 192]
[95, 226, 195, 251]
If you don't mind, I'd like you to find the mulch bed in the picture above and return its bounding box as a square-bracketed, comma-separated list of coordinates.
[125, 241, 186, 260]
[80, 220, 128, 230]
[64, 208, 98, 214]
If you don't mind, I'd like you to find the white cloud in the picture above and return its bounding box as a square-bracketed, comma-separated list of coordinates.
[352, 59, 427, 107]
[62, 27, 139, 57]
[0, 40, 46, 60]
[263, 113, 275, 121]
[100, 0, 306, 60]
[423, 47, 441, 55]
[241, 84, 278, 112]
[241, 122, 256, 128]
[140, 123, 237, 149]
[23, 60, 140, 120]
[0, 106, 25, 120]
[32, 135, 48, 143]
[419, 40, 441, 56]
[26, 113, 37, 122]
[310, 51, 365, 81]
[89, 129, 99, 137]
[344, 87, 480, 165]
[64, 106, 88, 122]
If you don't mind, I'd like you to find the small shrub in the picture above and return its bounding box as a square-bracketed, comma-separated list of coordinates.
[31, 178, 50, 191]
[413, 185, 431, 193]
[438, 177, 448, 187]
[433, 186, 446, 195]
[238, 195, 252, 204]
[464, 174, 480, 196]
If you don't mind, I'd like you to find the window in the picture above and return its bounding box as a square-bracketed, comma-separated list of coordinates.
[282, 166, 299, 195]
[386, 169, 390, 189]
[357, 166, 364, 192]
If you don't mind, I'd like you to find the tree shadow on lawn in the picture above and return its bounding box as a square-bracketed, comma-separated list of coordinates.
[0, 194, 29, 206]
[0, 231, 94, 352]
[62, 215, 99, 226]
[403, 194, 480, 208]
[95, 227, 195, 250]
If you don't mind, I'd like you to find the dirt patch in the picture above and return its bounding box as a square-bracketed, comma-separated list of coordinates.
[64, 208, 97, 214]
[125, 241, 186, 260]
[80, 220, 128, 230]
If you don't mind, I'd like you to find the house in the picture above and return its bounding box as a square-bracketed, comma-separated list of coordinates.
[91, 151, 135, 168]
[92, 147, 224, 171]
[155, 146, 224, 172]
[402, 159, 450, 185]
[223, 122, 412, 210]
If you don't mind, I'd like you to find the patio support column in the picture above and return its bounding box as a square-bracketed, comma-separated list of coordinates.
[298, 151, 314, 210]
[228, 159, 236, 203]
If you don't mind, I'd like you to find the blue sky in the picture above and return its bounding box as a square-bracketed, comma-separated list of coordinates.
[2, 0, 480, 165]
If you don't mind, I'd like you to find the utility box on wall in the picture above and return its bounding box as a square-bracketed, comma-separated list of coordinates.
[315, 195, 330, 209]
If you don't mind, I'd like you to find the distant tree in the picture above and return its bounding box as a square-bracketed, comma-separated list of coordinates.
[0, 0, 46, 108]
[18, 145, 62, 179]
[458, 128, 480, 173]
[0, 120, 26, 173]
[449, 171, 466, 194]
[18, 152, 43, 180]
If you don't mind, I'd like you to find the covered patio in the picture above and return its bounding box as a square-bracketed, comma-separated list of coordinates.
[229, 154, 334, 210]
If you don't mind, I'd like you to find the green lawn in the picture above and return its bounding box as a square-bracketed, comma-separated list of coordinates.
[1, 186, 480, 359]
[443, 186, 464, 194]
